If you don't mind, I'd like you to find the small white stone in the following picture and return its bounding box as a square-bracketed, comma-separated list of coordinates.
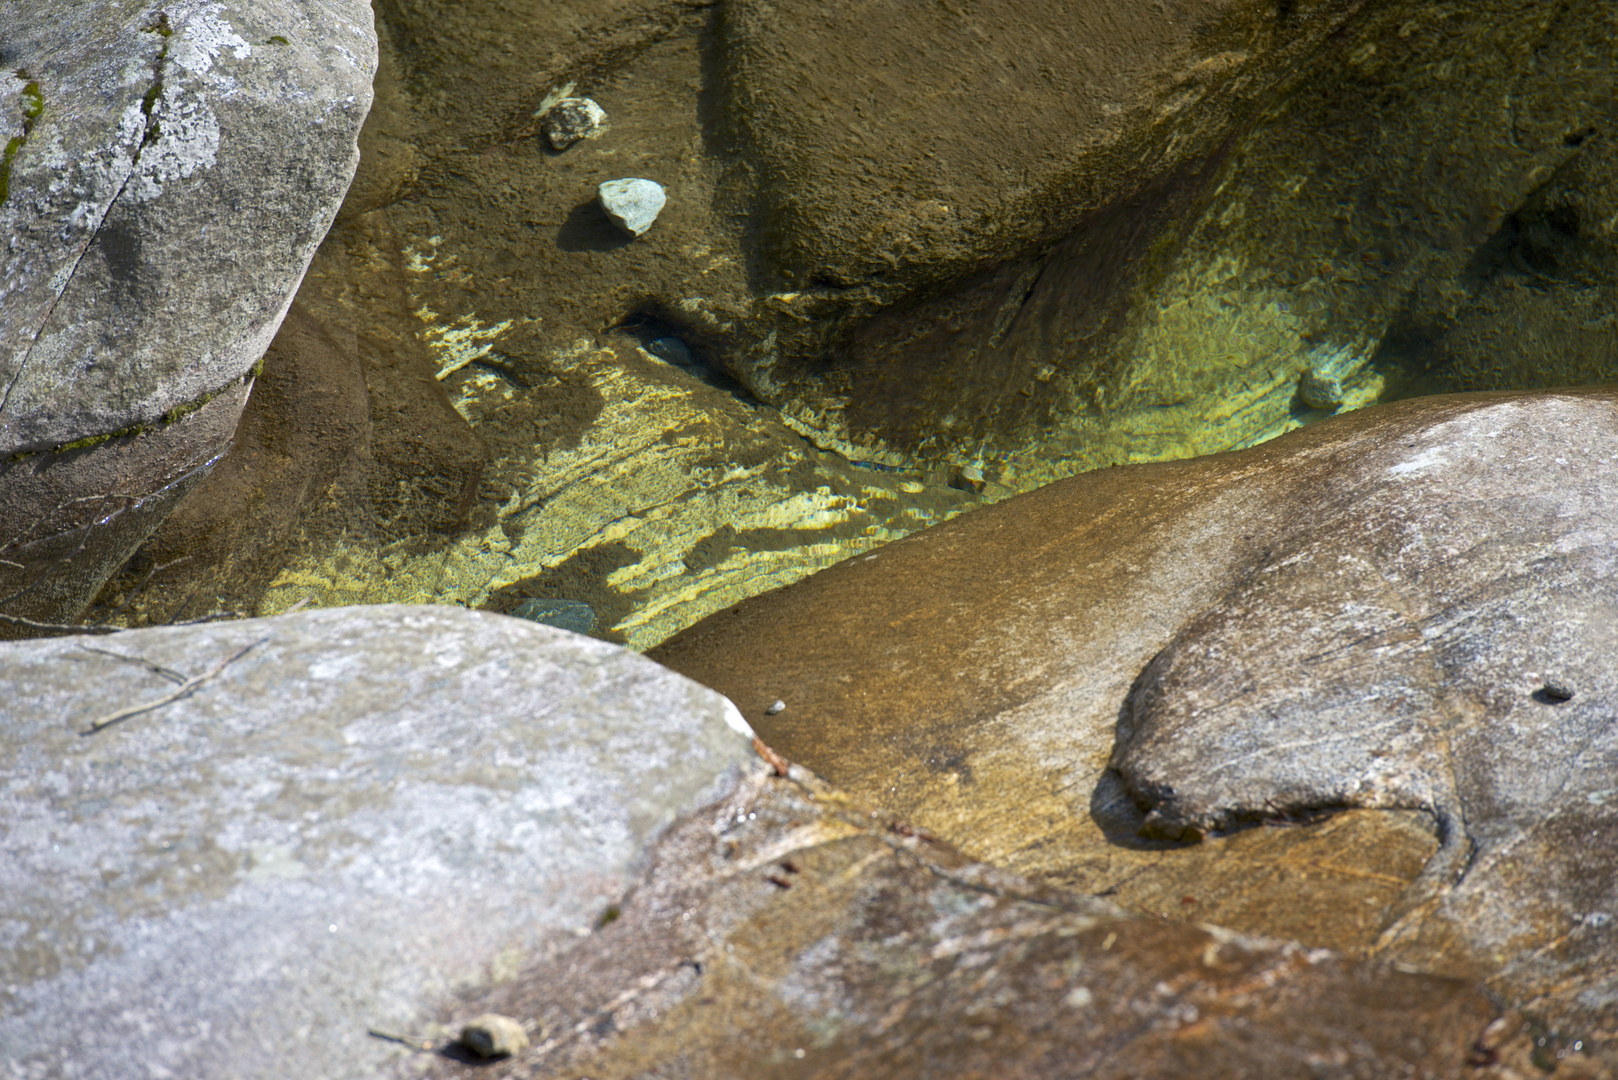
[598, 178, 666, 237]
[765, 699, 786, 716]
[544, 97, 605, 149]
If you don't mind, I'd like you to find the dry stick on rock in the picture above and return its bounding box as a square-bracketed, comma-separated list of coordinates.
[80, 636, 269, 734]
[78, 645, 188, 684]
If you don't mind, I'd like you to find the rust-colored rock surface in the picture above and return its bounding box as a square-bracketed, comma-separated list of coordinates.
[651, 389, 1618, 1055]
[394, 769, 1514, 1080]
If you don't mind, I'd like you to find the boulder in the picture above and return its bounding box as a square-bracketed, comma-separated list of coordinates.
[0, 605, 757, 1080]
[0, 0, 375, 626]
[650, 388, 1618, 1054]
[389, 768, 1531, 1080]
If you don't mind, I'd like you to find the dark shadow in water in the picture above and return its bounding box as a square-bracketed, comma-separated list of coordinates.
[556, 198, 633, 253]
[1089, 658, 1200, 854]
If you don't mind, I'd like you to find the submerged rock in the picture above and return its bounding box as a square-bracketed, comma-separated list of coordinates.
[543, 96, 606, 149]
[0, 605, 756, 1080]
[598, 178, 666, 237]
[511, 597, 597, 636]
[651, 388, 1618, 1056]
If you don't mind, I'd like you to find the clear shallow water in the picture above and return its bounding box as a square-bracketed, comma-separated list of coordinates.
[90, 0, 1618, 647]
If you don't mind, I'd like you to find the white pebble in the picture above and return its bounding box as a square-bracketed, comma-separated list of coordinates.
[598, 178, 666, 237]
[765, 699, 786, 716]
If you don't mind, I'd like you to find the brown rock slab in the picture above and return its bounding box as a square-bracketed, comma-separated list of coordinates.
[651, 389, 1618, 1052]
[395, 770, 1512, 1080]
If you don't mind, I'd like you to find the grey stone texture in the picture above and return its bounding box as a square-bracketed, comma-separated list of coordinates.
[0, 0, 375, 454]
[0, 605, 757, 1080]
[0, 0, 374, 629]
[0, 381, 249, 636]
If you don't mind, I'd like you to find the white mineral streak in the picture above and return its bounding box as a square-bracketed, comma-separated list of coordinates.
[131, 6, 253, 202]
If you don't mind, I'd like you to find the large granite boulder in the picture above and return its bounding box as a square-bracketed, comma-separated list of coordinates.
[0, 605, 757, 1079]
[0, 0, 375, 629]
[390, 768, 1535, 1080]
[651, 388, 1618, 1056]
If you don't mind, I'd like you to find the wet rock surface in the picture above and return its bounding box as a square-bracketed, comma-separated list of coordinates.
[1111, 397, 1618, 1041]
[0, 605, 756, 1080]
[390, 769, 1522, 1080]
[652, 389, 1618, 1056]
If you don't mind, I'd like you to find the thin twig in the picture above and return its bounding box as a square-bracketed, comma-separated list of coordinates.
[77, 646, 187, 684]
[366, 1028, 439, 1052]
[0, 612, 123, 635]
[80, 635, 269, 734]
[753, 736, 790, 776]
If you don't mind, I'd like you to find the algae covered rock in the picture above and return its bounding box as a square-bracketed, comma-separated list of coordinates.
[0, 604, 756, 1080]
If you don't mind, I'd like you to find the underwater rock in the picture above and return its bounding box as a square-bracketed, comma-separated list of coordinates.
[511, 597, 598, 636]
[646, 335, 695, 366]
[0, 604, 756, 1080]
[650, 388, 1618, 1048]
[388, 768, 1514, 1080]
[1298, 366, 1346, 410]
[598, 178, 666, 237]
[544, 96, 606, 149]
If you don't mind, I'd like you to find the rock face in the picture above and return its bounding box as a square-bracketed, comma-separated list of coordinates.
[85, 303, 371, 627]
[390, 769, 1518, 1080]
[0, 383, 249, 634]
[1110, 396, 1618, 1039]
[0, 605, 757, 1080]
[650, 389, 1618, 1054]
[0, 0, 375, 626]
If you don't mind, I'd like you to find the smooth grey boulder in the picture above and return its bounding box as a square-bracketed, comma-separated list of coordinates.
[598, 178, 666, 237]
[0, 0, 374, 452]
[0, 0, 374, 629]
[0, 605, 758, 1080]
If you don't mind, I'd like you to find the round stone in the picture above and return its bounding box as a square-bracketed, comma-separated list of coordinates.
[1299, 367, 1346, 411]
[598, 178, 667, 237]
